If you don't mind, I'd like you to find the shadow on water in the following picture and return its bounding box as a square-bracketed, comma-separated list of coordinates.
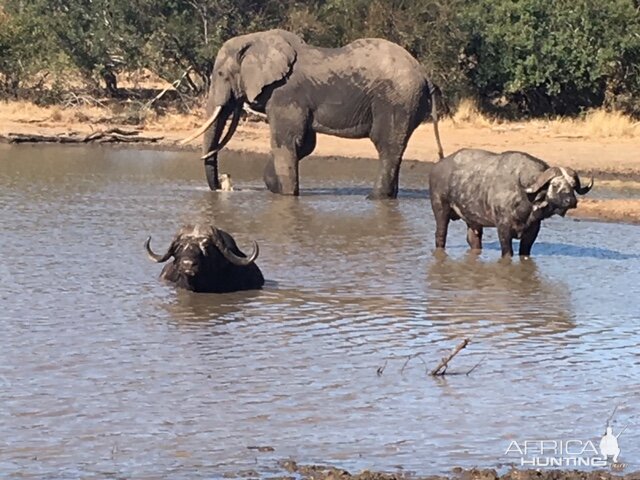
[298, 187, 428, 199]
[424, 252, 575, 340]
[483, 241, 640, 260]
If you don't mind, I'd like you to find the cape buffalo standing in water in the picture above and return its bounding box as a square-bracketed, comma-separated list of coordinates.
[145, 224, 264, 293]
[429, 149, 593, 258]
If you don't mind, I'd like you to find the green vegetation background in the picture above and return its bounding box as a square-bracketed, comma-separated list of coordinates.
[2, 0, 640, 118]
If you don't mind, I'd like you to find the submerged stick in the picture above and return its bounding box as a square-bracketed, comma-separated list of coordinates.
[430, 338, 470, 376]
[401, 353, 428, 375]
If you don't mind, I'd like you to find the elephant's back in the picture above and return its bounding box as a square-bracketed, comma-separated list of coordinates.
[345, 38, 420, 62]
[302, 38, 427, 99]
[345, 38, 425, 79]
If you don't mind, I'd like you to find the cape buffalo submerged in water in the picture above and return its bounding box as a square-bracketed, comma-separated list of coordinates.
[429, 149, 593, 258]
[145, 224, 264, 292]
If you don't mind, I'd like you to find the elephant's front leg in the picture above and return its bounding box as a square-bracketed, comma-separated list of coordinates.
[264, 105, 311, 196]
[264, 147, 299, 195]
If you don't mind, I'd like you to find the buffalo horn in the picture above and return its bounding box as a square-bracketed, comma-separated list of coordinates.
[211, 230, 259, 266]
[525, 167, 563, 194]
[565, 167, 594, 195]
[144, 236, 173, 263]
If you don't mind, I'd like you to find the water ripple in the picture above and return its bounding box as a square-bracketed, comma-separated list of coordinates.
[1, 146, 639, 478]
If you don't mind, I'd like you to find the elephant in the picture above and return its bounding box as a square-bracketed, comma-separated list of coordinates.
[182, 29, 445, 199]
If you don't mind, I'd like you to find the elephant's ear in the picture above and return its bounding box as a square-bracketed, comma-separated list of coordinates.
[239, 34, 296, 103]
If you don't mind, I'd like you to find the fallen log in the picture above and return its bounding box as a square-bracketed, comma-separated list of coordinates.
[2, 129, 162, 145]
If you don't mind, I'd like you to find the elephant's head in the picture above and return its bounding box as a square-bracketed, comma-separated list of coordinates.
[181, 29, 303, 189]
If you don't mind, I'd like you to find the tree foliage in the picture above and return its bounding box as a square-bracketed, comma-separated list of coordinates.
[1, 0, 640, 116]
[463, 0, 640, 115]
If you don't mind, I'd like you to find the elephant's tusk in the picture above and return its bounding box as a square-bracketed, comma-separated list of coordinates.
[200, 106, 241, 160]
[201, 150, 217, 161]
[179, 106, 222, 145]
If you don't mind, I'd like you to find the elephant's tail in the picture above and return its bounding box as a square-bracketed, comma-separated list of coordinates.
[427, 79, 445, 160]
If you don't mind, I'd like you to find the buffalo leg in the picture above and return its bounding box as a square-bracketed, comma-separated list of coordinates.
[432, 201, 450, 249]
[519, 221, 541, 257]
[497, 224, 514, 257]
[466, 225, 483, 250]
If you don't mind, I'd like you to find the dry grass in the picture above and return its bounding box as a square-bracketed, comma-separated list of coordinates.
[118, 69, 173, 90]
[447, 99, 639, 139]
[0, 100, 113, 124]
[146, 111, 202, 131]
[0, 100, 51, 121]
[448, 98, 495, 128]
[2, 95, 639, 143]
[529, 109, 639, 138]
[579, 109, 639, 137]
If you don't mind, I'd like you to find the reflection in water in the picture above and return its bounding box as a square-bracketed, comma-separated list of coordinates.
[425, 253, 574, 340]
[1, 145, 640, 479]
[163, 289, 267, 326]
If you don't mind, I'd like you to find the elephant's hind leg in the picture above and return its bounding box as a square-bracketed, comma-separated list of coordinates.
[368, 111, 413, 199]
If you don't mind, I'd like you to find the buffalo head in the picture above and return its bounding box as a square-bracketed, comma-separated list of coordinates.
[145, 224, 263, 293]
[525, 166, 593, 216]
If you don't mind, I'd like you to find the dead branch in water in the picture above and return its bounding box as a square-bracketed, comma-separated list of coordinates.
[376, 339, 479, 377]
[430, 338, 470, 376]
[465, 354, 486, 376]
[400, 353, 429, 375]
[2, 128, 163, 145]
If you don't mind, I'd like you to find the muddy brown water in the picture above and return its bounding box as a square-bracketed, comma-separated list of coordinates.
[1, 145, 639, 479]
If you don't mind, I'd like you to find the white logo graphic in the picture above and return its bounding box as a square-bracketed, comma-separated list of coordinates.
[599, 426, 623, 463]
[505, 422, 629, 468]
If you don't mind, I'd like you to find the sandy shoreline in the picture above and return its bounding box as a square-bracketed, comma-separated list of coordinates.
[2, 113, 640, 225]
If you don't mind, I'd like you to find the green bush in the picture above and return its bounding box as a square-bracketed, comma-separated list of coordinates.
[462, 0, 640, 117]
[1, 0, 640, 117]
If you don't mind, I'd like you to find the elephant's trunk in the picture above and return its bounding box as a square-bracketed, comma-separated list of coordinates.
[201, 103, 236, 190]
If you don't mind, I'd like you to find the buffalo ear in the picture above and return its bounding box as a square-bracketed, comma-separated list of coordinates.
[239, 34, 296, 103]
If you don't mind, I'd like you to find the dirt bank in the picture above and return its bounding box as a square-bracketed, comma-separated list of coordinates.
[2, 100, 640, 225]
[260, 461, 638, 480]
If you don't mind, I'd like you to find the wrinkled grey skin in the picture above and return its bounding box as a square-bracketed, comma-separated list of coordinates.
[145, 224, 264, 293]
[429, 149, 593, 258]
[197, 29, 444, 198]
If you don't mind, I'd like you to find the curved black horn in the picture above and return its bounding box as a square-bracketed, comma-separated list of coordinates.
[525, 167, 562, 194]
[574, 173, 594, 195]
[210, 230, 260, 266]
[144, 236, 173, 263]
